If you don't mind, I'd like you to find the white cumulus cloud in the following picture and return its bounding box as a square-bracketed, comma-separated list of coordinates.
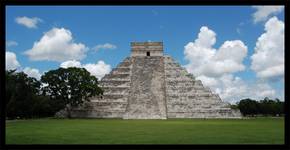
[197, 75, 277, 103]
[93, 43, 117, 51]
[6, 51, 20, 70]
[23, 67, 42, 80]
[251, 17, 284, 80]
[183, 26, 281, 103]
[15, 16, 42, 28]
[24, 27, 88, 62]
[252, 6, 284, 23]
[184, 26, 248, 78]
[60, 60, 82, 68]
[60, 60, 111, 80]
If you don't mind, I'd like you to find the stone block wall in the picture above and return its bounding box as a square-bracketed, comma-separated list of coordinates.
[131, 42, 163, 57]
[164, 55, 241, 118]
[123, 56, 167, 119]
[70, 57, 132, 118]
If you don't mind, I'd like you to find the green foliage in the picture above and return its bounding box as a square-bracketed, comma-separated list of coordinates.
[6, 67, 103, 119]
[5, 70, 54, 119]
[6, 118, 284, 144]
[237, 97, 284, 116]
[41, 67, 103, 117]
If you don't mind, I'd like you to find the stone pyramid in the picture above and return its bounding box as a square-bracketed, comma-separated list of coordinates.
[69, 42, 242, 119]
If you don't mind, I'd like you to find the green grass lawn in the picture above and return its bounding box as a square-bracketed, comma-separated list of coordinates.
[6, 117, 284, 144]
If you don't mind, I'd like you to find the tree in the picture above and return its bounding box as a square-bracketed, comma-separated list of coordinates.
[5, 70, 50, 119]
[237, 97, 284, 117]
[238, 98, 259, 116]
[41, 67, 103, 118]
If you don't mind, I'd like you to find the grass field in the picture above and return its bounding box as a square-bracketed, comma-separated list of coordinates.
[6, 117, 284, 144]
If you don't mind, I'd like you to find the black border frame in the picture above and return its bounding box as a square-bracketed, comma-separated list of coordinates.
[1, 0, 288, 149]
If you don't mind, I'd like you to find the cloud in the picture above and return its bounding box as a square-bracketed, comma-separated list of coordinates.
[93, 43, 117, 51]
[83, 61, 111, 80]
[24, 27, 88, 62]
[251, 17, 284, 80]
[197, 75, 277, 103]
[60, 60, 82, 68]
[15, 16, 42, 28]
[60, 60, 111, 80]
[6, 41, 18, 47]
[183, 26, 281, 103]
[252, 6, 284, 23]
[6, 51, 42, 80]
[23, 67, 42, 80]
[184, 26, 248, 77]
[6, 51, 20, 70]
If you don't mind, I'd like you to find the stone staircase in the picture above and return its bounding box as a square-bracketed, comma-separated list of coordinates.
[164, 55, 241, 118]
[123, 56, 167, 119]
[70, 57, 132, 118]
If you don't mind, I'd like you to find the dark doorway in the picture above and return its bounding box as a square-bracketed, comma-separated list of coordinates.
[146, 51, 150, 56]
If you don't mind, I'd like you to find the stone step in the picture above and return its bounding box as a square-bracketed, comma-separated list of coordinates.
[70, 110, 126, 118]
[117, 61, 131, 67]
[166, 88, 211, 94]
[166, 96, 220, 102]
[167, 107, 232, 112]
[102, 86, 129, 90]
[103, 73, 130, 79]
[165, 85, 197, 88]
[111, 67, 131, 73]
[111, 72, 131, 75]
[167, 108, 233, 112]
[90, 101, 127, 106]
[166, 81, 195, 86]
[167, 99, 221, 105]
[98, 94, 128, 99]
[166, 93, 215, 98]
[165, 74, 195, 80]
[164, 67, 189, 74]
[103, 92, 129, 95]
[91, 106, 127, 111]
[90, 99, 127, 103]
[102, 91, 129, 95]
[165, 74, 194, 81]
[90, 95, 127, 101]
[101, 78, 130, 82]
[101, 85, 130, 88]
[166, 90, 196, 94]
[103, 91, 129, 95]
[100, 80, 130, 87]
[167, 111, 240, 118]
[166, 80, 195, 83]
[167, 93, 199, 97]
[167, 100, 220, 105]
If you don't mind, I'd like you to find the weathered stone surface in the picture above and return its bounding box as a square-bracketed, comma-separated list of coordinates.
[123, 56, 167, 119]
[131, 42, 163, 57]
[67, 42, 242, 119]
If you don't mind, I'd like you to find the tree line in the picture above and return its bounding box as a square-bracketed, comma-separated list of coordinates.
[6, 67, 103, 119]
[231, 98, 284, 117]
[5, 67, 284, 119]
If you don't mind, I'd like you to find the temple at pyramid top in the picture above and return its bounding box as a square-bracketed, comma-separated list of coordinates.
[131, 42, 163, 57]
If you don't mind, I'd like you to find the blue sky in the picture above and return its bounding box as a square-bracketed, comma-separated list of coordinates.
[5, 6, 285, 103]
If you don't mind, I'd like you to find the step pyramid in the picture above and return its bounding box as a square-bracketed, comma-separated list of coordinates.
[68, 42, 242, 119]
